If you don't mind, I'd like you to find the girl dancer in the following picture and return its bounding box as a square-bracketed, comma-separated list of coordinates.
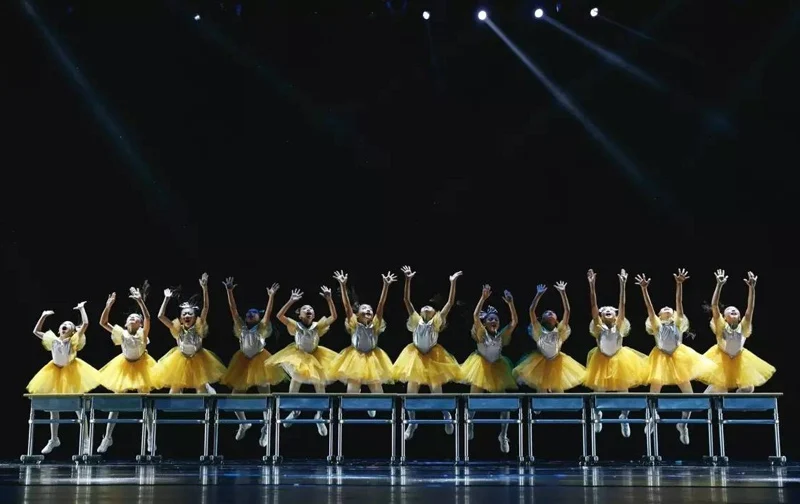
[460, 284, 518, 453]
[512, 282, 586, 393]
[27, 302, 99, 454]
[698, 270, 775, 393]
[267, 286, 339, 436]
[219, 278, 287, 446]
[585, 269, 647, 438]
[330, 270, 396, 415]
[393, 266, 463, 441]
[635, 269, 715, 445]
[156, 273, 227, 393]
[96, 285, 159, 454]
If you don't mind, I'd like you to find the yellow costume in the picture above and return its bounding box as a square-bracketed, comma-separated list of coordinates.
[513, 322, 585, 391]
[643, 316, 716, 386]
[98, 325, 159, 393]
[460, 324, 517, 392]
[584, 319, 647, 390]
[329, 315, 394, 384]
[155, 318, 227, 390]
[220, 319, 286, 390]
[698, 318, 775, 389]
[392, 312, 461, 387]
[27, 331, 100, 394]
[264, 317, 339, 384]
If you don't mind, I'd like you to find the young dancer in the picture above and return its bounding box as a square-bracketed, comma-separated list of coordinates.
[698, 270, 775, 393]
[635, 269, 715, 445]
[512, 282, 585, 393]
[393, 266, 463, 440]
[96, 285, 159, 454]
[460, 284, 518, 453]
[267, 286, 339, 436]
[585, 269, 647, 438]
[27, 302, 99, 454]
[156, 273, 227, 393]
[219, 278, 287, 446]
[330, 270, 396, 416]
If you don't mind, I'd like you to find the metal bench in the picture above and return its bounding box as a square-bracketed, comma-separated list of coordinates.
[212, 394, 272, 464]
[716, 393, 785, 465]
[85, 394, 149, 463]
[21, 394, 87, 464]
[337, 395, 396, 464]
[650, 394, 714, 463]
[273, 394, 334, 464]
[400, 395, 460, 464]
[464, 395, 524, 464]
[528, 394, 589, 464]
[590, 394, 652, 463]
[148, 394, 213, 463]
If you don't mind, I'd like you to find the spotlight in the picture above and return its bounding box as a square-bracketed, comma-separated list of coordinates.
[534, 8, 544, 18]
[478, 10, 487, 21]
[193, 14, 200, 21]
[590, 7, 598, 17]
[422, 10, 430, 20]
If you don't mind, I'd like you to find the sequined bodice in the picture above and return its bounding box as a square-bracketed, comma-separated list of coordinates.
[655, 322, 681, 355]
[477, 332, 503, 363]
[719, 324, 745, 357]
[536, 327, 562, 360]
[120, 329, 147, 361]
[597, 324, 623, 357]
[352, 323, 378, 353]
[51, 338, 73, 367]
[413, 319, 438, 354]
[295, 321, 321, 353]
[178, 325, 203, 356]
[239, 324, 266, 359]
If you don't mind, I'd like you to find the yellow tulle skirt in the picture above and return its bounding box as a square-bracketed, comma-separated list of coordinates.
[27, 359, 101, 394]
[155, 348, 227, 390]
[459, 353, 518, 392]
[584, 347, 648, 391]
[264, 344, 339, 385]
[392, 344, 462, 387]
[644, 344, 717, 386]
[99, 353, 159, 393]
[220, 349, 287, 390]
[698, 346, 776, 389]
[329, 346, 394, 385]
[513, 352, 586, 391]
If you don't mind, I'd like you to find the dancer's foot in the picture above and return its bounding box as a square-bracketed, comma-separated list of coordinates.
[498, 434, 510, 453]
[283, 410, 299, 428]
[315, 412, 328, 436]
[677, 423, 690, 445]
[404, 424, 418, 440]
[594, 411, 603, 433]
[259, 426, 269, 447]
[41, 438, 60, 454]
[619, 414, 630, 438]
[97, 436, 113, 453]
[235, 423, 252, 441]
[444, 412, 454, 435]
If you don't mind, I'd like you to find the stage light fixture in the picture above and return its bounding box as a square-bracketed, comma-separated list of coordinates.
[534, 8, 544, 18]
[194, 14, 200, 21]
[478, 10, 487, 21]
[591, 7, 598, 17]
[423, 11, 430, 20]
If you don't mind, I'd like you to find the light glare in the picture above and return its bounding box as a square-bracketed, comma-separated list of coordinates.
[423, 11, 430, 20]
[478, 10, 487, 21]
[534, 8, 544, 18]
[591, 7, 598, 17]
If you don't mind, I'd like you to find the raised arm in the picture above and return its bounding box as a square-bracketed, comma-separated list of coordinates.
[503, 290, 518, 331]
[473, 285, 491, 331]
[616, 269, 628, 331]
[400, 266, 416, 316]
[333, 270, 353, 319]
[276, 289, 302, 326]
[158, 289, 174, 329]
[674, 268, 689, 318]
[74, 301, 89, 335]
[711, 269, 728, 321]
[440, 271, 462, 320]
[321, 286, 338, 322]
[555, 281, 570, 327]
[376, 271, 397, 319]
[587, 269, 601, 325]
[261, 283, 280, 329]
[130, 286, 151, 337]
[99, 293, 116, 333]
[530, 284, 546, 330]
[223, 277, 240, 321]
[32, 310, 53, 339]
[199, 273, 210, 321]
[743, 271, 757, 326]
[635, 274, 657, 324]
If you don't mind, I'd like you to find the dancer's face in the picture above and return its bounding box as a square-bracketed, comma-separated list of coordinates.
[126, 313, 143, 332]
[58, 321, 76, 337]
[420, 306, 435, 321]
[357, 304, 374, 325]
[599, 307, 617, 325]
[541, 310, 558, 330]
[298, 305, 315, 325]
[658, 307, 674, 321]
[245, 309, 260, 325]
[483, 313, 500, 332]
[723, 306, 741, 325]
[181, 308, 197, 327]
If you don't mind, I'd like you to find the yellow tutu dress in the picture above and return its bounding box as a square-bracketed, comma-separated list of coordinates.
[264, 317, 339, 385]
[155, 318, 227, 390]
[643, 315, 717, 386]
[459, 324, 518, 392]
[584, 319, 648, 391]
[513, 322, 586, 391]
[698, 318, 775, 389]
[220, 319, 287, 390]
[392, 312, 462, 387]
[98, 325, 159, 393]
[329, 315, 394, 385]
[27, 331, 101, 394]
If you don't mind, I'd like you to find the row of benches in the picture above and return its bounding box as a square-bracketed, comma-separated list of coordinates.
[21, 392, 785, 466]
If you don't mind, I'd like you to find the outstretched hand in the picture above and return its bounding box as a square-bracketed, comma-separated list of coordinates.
[42, 310, 54, 317]
[163, 288, 173, 298]
[290, 289, 303, 301]
[714, 269, 728, 285]
[267, 283, 280, 296]
[554, 281, 567, 292]
[481, 284, 492, 299]
[744, 271, 757, 288]
[382, 271, 397, 285]
[618, 269, 628, 283]
[449, 271, 463, 282]
[503, 290, 514, 304]
[333, 270, 348, 284]
[74, 301, 87, 310]
[634, 274, 650, 288]
[223, 277, 236, 290]
[199, 272, 209, 288]
[674, 268, 689, 283]
[320, 286, 332, 298]
[106, 292, 117, 305]
[401, 265, 415, 278]
[129, 287, 142, 300]
[535, 284, 547, 295]
[587, 269, 597, 284]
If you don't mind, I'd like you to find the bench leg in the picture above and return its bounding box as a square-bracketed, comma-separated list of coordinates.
[454, 406, 460, 465]
[770, 404, 786, 465]
[527, 406, 534, 464]
[390, 404, 397, 464]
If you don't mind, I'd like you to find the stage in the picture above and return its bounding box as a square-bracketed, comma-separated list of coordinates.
[4, 462, 797, 503]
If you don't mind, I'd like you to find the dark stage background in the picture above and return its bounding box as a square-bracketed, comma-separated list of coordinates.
[3, 0, 797, 462]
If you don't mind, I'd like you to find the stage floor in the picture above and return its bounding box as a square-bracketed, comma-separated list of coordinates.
[3, 462, 797, 503]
